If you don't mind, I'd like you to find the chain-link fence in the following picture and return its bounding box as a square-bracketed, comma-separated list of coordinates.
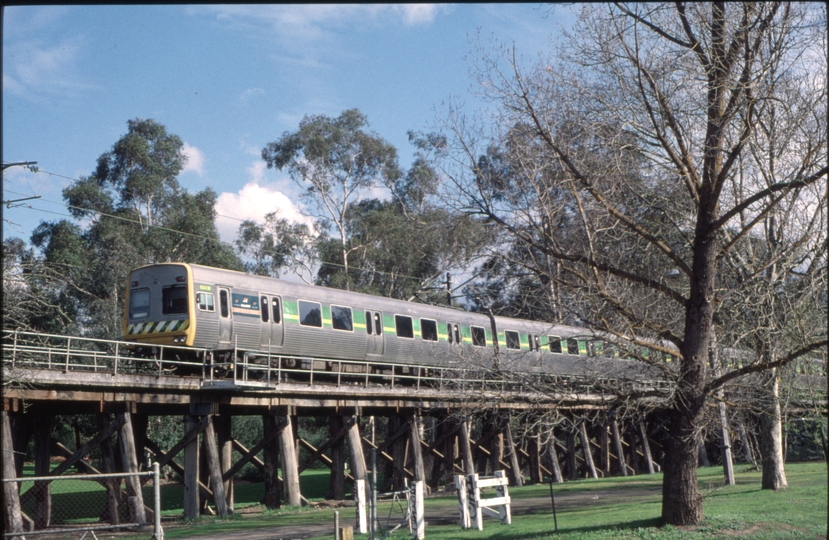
[3, 463, 163, 540]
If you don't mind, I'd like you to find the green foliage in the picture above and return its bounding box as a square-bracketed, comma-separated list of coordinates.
[235, 213, 315, 278]
[262, 109, 402, 207]
[316, 199, 489, 301]
[27, 118, 243, 338]
[256, 109, 489, 298]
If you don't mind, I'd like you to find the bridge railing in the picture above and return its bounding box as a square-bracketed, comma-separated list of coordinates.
[2, 329, 210, 377]
[4, 329, 664, 398]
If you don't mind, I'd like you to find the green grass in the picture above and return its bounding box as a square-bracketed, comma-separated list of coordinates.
[19, 462, 827, 539]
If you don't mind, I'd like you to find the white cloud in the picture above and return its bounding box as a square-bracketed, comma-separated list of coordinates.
[239, 87, 265, 104]
[391, 5, 442, 25]
[3, 36, 97, 101]
[192, 4, 445, 43]
[215, 178, 314, 243]
[180, 143, 205, 176]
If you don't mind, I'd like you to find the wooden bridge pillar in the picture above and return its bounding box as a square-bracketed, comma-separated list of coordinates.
[386, 414, 405, 491]
[699, 441, 711, 467]
[33, 410, 52, 528]
[546, 429, 564, 483]
[278, 413, 302, 507]
[327, 415, 346, 500]
[131, 413, 149, 470]
[717, 401, 736, 485]
[504, 418, 523, 486]
[565, 427, 577, 480]
[638, 421, 655, 474]
[262, 414, 282, 508]
[527, 425, 542, 485]
[599, 423, 611, 475]
[345, 414, 367, 487]
[11, 410, 32, 480]
[458, 417, 476, 476]
[2, 410, 24, 536]
[408, 412, 426, 484]
[98, 413, 120, 525]
[203, 417, 228, 517]
[579, 421, 599, 479]
[116, 411, 147, 524]
[216, 414, 234, 512]
[184, 415, 200, 518]
[626, 426, 639, 474]
[610, 419, 627, 477]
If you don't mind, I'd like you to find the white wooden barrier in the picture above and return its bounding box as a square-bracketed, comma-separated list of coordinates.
[354, 478, 368, 534]
[455, 474, 471, 529]
[456, 471, 511, 530]
[407, 480, 425, 539]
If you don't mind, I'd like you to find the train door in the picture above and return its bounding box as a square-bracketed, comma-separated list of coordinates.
[365, 310, 385, 356]
[259, 294, 284, 350]
[447, 322, 461, 347]
[218, 287, 232, 344]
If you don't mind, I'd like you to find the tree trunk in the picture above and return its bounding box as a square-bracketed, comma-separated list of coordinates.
[759, 369, 787, 491]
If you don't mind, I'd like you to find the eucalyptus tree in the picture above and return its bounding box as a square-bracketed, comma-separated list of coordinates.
[235, 212, 317, 282]
[30, 118, 242, 338]
[262, 109, 402, 291]
[435, 3, 827, 525]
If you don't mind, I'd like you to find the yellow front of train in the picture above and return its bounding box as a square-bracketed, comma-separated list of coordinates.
[123, 263, 197, 346]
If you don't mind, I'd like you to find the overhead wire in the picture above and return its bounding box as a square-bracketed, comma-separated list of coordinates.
[3, 169, 468, 289]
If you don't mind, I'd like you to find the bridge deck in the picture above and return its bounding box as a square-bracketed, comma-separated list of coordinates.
[3, 330, 637, 413]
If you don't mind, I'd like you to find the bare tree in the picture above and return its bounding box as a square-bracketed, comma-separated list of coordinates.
[433, 2, 827, 525]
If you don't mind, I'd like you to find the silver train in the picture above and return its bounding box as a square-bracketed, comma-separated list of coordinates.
[123, 263, 665, 380]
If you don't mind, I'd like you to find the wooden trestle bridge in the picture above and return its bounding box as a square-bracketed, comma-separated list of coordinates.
[2, 330, 686, 534]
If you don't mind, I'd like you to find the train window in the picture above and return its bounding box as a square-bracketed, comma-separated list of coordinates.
[471, 326, 487, 347]
[129, 288, 150, 319]
[592, 341, 603, 357]
[505, 330, 521, 350]
[299, 300, 322, 328]
[454, 324, 461, 344]
[331, 305, 353, 331]
[549, 336, 563, 354]
[366, 311, 373, 335]
[220, 290, 229, 318]
[260, 296, 269, 322]
[421, 319, 438, 341]
[446, 323, 452, 343]
[567, 338, 580, 355]
[162, 285, 188, 315]
[196, 292, 214, 312]
[395, 315, 414, 339]
[374, 313, 383, 335]
[272, 298, 281, 324]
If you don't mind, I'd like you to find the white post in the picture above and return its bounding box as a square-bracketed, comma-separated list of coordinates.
[412, 480, 425, 540]
[455, 474, 470, 529]
[494, 470, 511, 525]
[354, 478, 368, 534]
[153, 462, 164, 539]
[469, 473, 483, 530]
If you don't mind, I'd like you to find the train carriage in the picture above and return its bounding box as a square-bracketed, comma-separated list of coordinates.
[123, 262, 664, 381]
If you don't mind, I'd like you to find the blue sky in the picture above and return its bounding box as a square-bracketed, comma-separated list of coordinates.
[3, 4, 575, 245]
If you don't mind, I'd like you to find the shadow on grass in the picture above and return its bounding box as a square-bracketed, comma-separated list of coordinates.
[448, 517, 664, 539]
